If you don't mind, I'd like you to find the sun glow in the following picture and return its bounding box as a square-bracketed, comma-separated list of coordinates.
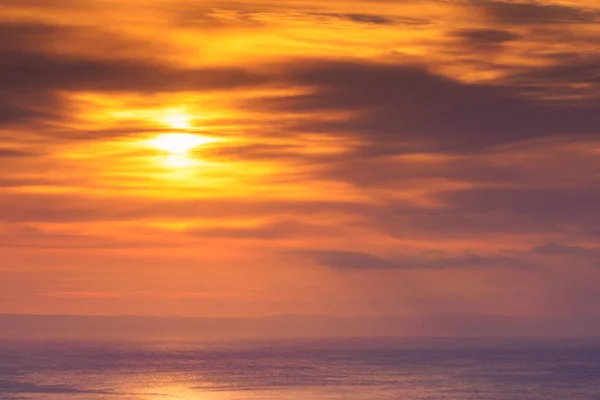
[162, 111, 193, 130]
[149, 133, 216, 155]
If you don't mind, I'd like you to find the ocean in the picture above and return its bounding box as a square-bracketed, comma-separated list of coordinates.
[1, 338, 599, 399]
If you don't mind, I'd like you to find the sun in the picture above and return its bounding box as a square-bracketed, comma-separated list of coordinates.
[162, 111, 192, 130]
[149, 133, 215, 155]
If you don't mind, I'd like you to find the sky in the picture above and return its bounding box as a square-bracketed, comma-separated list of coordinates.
[1, 0, 599, 321]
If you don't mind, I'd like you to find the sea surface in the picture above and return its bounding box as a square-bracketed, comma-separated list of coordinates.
[1, 338, 600, 399]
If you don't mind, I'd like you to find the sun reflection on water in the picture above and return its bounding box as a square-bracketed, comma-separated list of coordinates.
[134, 384, 235, 400]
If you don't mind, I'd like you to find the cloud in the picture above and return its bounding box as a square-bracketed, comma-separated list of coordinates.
[0, 21, 62, 50]
[0, 148, 35, 158]
[0, 379, 114, 395]
[365, 193, 600, 242]
[0, 91, 63, 125]
[187, 220, 320, 239]
[531, 243, 600, 257]
[0, 192, 364, 223]
[508, 55, 600, 101]
[40, 290, 263, 299]
[306, 249, 528, 270]
[259, 59, 600, 151]
[475, 1, 598, 25]
[319, 13, 395, 25]
[453, 28, 522, 47]
[0, 50, 268, 93]
[446, 187, 600, 227]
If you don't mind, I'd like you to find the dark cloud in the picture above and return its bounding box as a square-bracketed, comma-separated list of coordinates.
[531, 243, 600, 257]
[330, 13, 394, 25]
[259, 60, 600, 151]
[537, 57, 600, 83]
[0, 50, 268, 93]
[447, 187, 600, 225]
[187, 221, 322, 239]
[476, 1, 598, 25]
[369, 208, 563, 239]
[306, 249, 528, 270]
[0, 22, 60, 49]
[0, 148, 36, 158]
[0, 106, 30, 125]
[394, 187, 599, 240]
[0, 88, 66, 126]
[172, 6, 266, 29]
[307, 143, 543, 190]
[454, 28, 521, 47]
[509, 56, 600, 100]
[308, 11, 429, 26]
[0, 379, 114, 395]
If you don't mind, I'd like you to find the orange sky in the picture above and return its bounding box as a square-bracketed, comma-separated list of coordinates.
[1, 0, 600, 319]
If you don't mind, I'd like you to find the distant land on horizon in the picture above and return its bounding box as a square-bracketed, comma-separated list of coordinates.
[2, 313, 600, 341]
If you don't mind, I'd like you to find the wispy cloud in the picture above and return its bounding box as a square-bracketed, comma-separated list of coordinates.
[304, 249, 530, 270]
[41, 289, 267, 299]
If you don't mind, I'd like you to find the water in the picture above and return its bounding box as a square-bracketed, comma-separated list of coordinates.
[1, 338, 599, 399]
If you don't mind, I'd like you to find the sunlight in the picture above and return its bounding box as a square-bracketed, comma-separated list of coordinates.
[163, 154, 198, 168]
[131, 382, 231, 400]
[162, 110, 193, 130]
[149, 133, 216, 155]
